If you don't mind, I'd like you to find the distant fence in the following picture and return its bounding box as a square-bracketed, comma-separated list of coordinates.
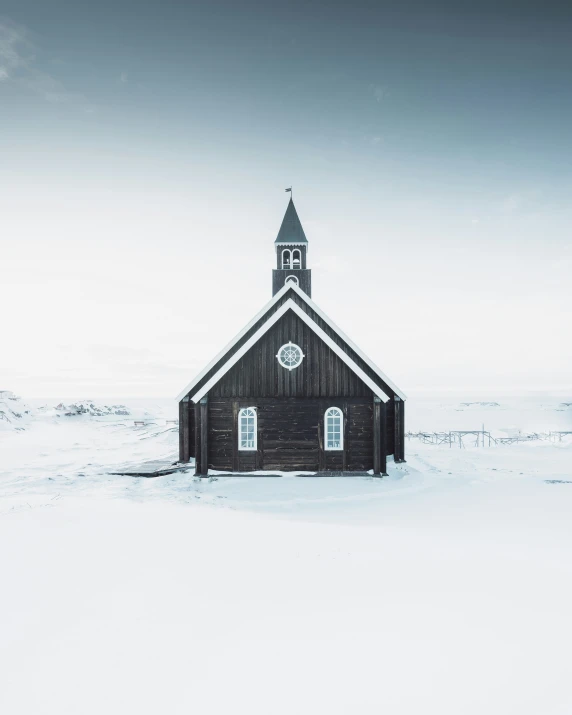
[406, 430, 572, 448]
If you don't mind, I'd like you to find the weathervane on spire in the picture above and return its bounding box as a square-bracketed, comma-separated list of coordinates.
[285, 186, 292, 199]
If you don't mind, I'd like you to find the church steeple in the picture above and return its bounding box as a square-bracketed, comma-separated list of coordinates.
[272, 198, 312, 297]
[276, 198, 308, 245]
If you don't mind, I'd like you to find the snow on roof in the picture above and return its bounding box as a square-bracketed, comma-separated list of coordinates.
[177, 281, 406, 402]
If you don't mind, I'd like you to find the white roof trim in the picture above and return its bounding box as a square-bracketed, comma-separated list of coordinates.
[177, 280, 406, 402]
[176, 282, 293, 401]
[275, 242, 308, 249]
[288, 282, 407, 400]
[190, 299, 390, 403]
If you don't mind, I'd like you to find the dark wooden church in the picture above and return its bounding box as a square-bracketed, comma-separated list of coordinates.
[177, 198, 406, 476]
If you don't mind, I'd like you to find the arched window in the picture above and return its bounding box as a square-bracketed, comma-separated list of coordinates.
[281, 249, 291, 269]
[292, 249, 301, 269]
[238, 407, 257, 451]
[285, 275, 299, 286]
[325, 407, 343, 450]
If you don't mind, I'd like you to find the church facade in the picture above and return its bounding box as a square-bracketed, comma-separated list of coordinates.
[177, 198, 406, 476]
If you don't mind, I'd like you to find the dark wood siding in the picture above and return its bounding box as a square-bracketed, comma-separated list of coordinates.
[394, 398, 405, 462]
[209, 398, 233, 470]
[347, 401, 373, 471]
[185, 286, 399, 402]
[288, 291, 398, 398]
[179, 400, 186, 462]
[256, 399, 319, 471]
[179, 287, 405, 471]
[179, 399, 195, 462]
[207, 397, 377, 473]
[272, 269, 311, 297]
[210, 310, 372, 399]
[386, 398, 395, 456]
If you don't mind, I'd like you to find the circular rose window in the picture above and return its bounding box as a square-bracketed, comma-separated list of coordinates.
[276, 342, 304, 370]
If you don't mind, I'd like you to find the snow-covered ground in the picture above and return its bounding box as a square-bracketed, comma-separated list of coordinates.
[1, 393, 571, 714]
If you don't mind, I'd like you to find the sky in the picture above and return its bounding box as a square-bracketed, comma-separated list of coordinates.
[1, 0, 571, 399]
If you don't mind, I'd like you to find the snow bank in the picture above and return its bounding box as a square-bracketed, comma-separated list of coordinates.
[53, 400, 131, 417]
[0, 392, 164, 431]
[0, 390, 33, 431]
[0, 391, 133, 429]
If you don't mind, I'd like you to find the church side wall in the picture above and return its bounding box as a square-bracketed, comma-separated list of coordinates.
[207, 397, 381, 473]
[178, 399, 195, 462]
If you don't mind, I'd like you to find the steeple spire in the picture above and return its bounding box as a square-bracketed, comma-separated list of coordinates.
[272, 197, 311, 298]
[275, 198, 308, 245]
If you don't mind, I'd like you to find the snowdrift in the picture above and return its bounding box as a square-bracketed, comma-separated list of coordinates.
[0, 391, 33, 431]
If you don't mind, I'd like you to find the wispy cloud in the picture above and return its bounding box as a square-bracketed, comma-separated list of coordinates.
[118, 71, 128, 84]
[370, 83, 389, 103]
[0, 20, 28, 79]
[0, 19, 94, 110]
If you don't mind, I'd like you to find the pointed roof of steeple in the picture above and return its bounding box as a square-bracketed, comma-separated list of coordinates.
[275, 198, 308, 244]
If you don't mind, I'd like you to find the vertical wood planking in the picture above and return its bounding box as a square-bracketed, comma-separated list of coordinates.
[380, 399, 387, 474]
[194, 402, 201, 476]
[394, 397, 405, 463]
[232, 400, 239, 471]
[373, 396, 381, 475]
[206, 397, 377, 473]
[208, 310, 377, 400]
[188, 402, 196, 458]
[256, 404, 263, 470]
[188, 294, 398, 407]
[200, 397, 208, 475]
[397, 399, 405, 462]
[318, 403, 325, 471]
[179, 288, 406, 474]
[342, 402, 349, 471]
[179, 401, 186, 462]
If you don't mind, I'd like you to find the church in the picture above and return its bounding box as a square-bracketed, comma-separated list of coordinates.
[177, 198, 406, 476]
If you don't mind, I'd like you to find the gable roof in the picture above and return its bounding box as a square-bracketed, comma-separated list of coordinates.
[275, 198, 308, 244]
[190, 299, 390, 403]
[177, 281, 407, 403]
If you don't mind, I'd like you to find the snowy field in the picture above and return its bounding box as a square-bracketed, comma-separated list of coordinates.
[1, 393, 572, 714]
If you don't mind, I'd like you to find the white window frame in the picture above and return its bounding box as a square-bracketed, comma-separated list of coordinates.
[281, 249, 291, 269]
[292, 249, 301, 269]
[324, 407, 343, 451]
[276, 341, 305, 371]
[285, 275, 299, 285]
[238, 406, 257, 451]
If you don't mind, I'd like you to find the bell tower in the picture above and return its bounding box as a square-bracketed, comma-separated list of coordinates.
[272, 198, 312, 297]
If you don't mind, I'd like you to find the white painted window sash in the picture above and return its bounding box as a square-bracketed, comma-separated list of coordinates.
[238, 407, 257, 451]
[324, 407, 343, 450]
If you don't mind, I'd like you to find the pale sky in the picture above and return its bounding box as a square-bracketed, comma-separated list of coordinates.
[1, 1, 571, 399]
